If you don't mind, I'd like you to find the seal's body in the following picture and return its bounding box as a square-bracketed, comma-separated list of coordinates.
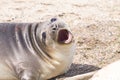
[0, 18, 75, 80]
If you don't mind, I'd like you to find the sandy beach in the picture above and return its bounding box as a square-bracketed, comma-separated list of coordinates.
[0, 0, 120, 79]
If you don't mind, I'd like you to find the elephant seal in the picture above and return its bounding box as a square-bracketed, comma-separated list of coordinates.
[0, 18, 75, 80]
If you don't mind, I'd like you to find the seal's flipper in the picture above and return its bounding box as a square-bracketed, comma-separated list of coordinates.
[15, 63, 40, 80]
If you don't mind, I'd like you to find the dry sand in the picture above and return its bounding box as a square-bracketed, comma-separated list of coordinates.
[0, 0, 120, 80]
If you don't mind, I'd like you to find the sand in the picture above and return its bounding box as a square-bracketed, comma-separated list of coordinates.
[0, 0, 120, 80]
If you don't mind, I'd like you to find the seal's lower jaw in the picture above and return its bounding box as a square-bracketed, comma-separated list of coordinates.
[57, 29, 73, 44]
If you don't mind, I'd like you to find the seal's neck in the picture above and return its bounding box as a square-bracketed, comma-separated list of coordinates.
[28, 23, 53, 62]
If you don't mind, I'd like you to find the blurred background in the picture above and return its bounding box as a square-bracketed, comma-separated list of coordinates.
[0, 0, 120, 79]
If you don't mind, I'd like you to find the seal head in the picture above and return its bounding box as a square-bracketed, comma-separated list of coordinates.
[34, 18, 75, 79]
[37, 18, 73, 46]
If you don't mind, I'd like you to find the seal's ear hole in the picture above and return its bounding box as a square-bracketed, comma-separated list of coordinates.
[42, 32, 46, 39]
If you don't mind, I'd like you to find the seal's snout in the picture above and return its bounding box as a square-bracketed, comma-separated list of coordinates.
[49, 18, 74, 44]
[57, 29, 73, 44]
[50, 18, 57, 22]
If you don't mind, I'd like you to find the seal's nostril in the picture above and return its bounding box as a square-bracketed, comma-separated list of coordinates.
[53, 28, 56, 30]
[51, 18, 57, 22]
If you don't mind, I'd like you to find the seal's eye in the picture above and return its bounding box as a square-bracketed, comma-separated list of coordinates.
[42, 32, 46, 39]
[51, 18, 57, 22]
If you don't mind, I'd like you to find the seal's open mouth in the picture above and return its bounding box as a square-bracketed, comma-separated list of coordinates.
[57, 29, 73, 44]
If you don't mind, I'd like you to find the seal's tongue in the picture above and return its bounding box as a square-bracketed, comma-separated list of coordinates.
[57, 29, 73, 44]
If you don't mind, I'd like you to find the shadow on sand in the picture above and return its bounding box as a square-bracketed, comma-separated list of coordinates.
[50, 63, 100, 80]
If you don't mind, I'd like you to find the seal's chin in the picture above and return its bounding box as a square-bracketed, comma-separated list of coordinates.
[57, 29, 73, 44]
